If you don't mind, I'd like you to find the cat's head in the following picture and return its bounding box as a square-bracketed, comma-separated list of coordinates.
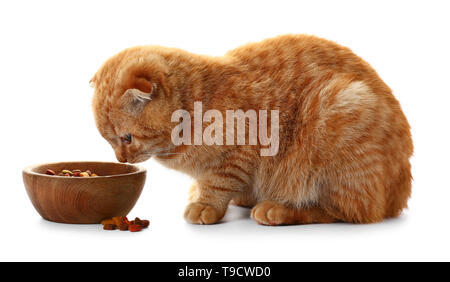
[91, 47, 180, 163]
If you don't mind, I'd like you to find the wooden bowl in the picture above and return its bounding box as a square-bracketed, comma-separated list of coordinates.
[23, 161, 146, 224]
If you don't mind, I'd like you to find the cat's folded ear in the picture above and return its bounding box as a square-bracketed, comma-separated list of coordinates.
[119, 83, 156, 116]
[118, 55, 169, 116]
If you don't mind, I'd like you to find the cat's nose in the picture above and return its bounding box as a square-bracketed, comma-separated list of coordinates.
[114, 150, 128, 163]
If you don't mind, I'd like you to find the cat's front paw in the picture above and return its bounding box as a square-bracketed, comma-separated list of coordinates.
[251, 201, 288, 226]
[184, 202, 221, 224]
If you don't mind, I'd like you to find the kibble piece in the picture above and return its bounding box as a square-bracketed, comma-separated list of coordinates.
[45, 169, 56, 175]
[129, 224, 142, 232]
[118, 222, 129, 231]
[134, 217, 142, 226]
[140, 220, 150, 228]
[61, 170, 73, 176]
[79, 172, 90, 177]
[112, 216, 127, 227]
[103, 224, 116, 230]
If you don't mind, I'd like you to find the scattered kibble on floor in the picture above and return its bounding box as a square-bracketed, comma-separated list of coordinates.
[101, 216, 150, 232]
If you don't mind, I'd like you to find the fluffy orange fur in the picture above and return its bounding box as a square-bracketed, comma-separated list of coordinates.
[91, 34, 413, 225]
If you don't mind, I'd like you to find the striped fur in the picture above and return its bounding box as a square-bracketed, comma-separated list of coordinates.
[91, 34, 413, 225]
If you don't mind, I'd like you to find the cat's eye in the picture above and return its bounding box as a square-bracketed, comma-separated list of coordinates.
[120, 134, 132, 145]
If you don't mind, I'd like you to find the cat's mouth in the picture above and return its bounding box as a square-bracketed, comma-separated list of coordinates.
[124, 146, 177, 163]
[127, 155, 152, 164]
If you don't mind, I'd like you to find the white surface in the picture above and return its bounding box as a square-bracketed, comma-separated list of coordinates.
[1, 0, 449, 261]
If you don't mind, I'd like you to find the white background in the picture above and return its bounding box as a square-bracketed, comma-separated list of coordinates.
[1, 0, 449, 261]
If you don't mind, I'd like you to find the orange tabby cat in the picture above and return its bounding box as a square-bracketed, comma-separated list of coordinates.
[91, 34, 413, 225]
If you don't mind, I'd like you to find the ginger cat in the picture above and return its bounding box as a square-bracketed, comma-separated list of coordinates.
[91, 34, 413, 225]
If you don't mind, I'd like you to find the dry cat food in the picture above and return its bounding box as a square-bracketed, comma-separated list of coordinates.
[45, 169, 98, 177]
[101, 216, 149, 232]
[103, 224, 116, 230]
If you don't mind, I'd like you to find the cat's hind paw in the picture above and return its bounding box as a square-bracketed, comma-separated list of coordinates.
[184, 202, 221, 224]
